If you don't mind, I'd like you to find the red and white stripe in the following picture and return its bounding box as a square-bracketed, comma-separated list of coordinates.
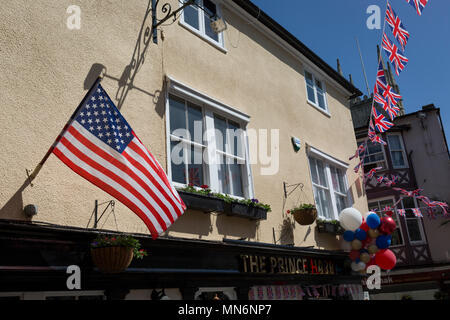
[52, 121, 186, 239]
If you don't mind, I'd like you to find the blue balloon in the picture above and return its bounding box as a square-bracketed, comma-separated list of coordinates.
[376, 235, 391, 249]
[343, 231, 355, 242]
[366, 213, 381, 229]
[355, 228, 367, 241]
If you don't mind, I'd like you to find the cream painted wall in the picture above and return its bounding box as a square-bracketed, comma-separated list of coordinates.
[0, 0, 367, 249]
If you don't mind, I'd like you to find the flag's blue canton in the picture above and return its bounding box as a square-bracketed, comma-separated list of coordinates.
[75, 84, 133, 153]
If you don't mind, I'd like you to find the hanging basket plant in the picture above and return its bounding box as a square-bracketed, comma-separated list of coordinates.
[90, 235, 147, 274]
[288, 204, 317, 225]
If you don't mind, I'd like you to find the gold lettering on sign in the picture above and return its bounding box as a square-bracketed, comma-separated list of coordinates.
[277, 257, 285, 273]
[249, 255, 259, 273]
[270, 257, 277, 273]
[259, 256, 267, 273]
[241, 255, 249, 273]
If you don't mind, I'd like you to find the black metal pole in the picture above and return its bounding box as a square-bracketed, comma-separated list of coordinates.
[94, 200, 98, 229]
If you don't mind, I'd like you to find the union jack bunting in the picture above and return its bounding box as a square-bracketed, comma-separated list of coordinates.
[397, 209, 406, 217]
[376, 175, 384, 183]
[406, 0, 429, 16]
[386, 2, 410, 51]
[365, 166, 383, 180]
[372, 106, 394, 132]
[353, 160, 363, 173]
[368, 119, 387, 145]
[382, 33, 409, 76]
[349, 143, 366, 161]
[374, 62, 402, 108]
[374, 93, 400, 121]
[412, 208, 423, 218]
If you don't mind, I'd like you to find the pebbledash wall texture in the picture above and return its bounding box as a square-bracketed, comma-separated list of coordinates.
[0, 0, 367, 250]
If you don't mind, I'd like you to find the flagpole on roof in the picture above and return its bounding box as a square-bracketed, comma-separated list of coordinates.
[26, 76, 104, 185]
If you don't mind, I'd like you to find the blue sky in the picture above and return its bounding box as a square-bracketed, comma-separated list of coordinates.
[251, 0, 449, 141]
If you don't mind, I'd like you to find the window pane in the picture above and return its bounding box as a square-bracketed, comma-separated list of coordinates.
[316, 159, 328, 187]
[203, 0, 219, 41]
[217, 154, 230, 194]
[317, 90, 326, 110]
[188, 145, 204, 186]
[227, 120, 243, 157]
[406, 219, 422, 242]
[170, 141, 186, 184]
[214, 115, 227, 152]
[335, 194, 347, 214]
[388, 135, 402, 150]
[305, 72, 316, 103]
[229, 160, 244, 197]
[391, 151, 405, 167]
[187, 102, 203, 144]
[309, 157, 319, 185]
[331, 166, 346, 194]
[314, 186, 332, 219]
[169, 95, 186, 135]
[183, 1, 200, 30]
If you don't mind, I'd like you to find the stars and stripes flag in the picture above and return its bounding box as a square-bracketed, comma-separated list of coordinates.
[386, 2, 410, 51]
[382, 33, 409, 76]
[406, 0, 429, 16]
[51, 80, 186, 239]
[372, 106, 394, 132]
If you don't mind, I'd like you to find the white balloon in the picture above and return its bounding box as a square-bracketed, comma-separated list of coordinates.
[351, 261, 366, 272]
[339, 208, 363, 231]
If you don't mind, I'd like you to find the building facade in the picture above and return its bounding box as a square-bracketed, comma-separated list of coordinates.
[0, 0, 367, 300]
[350, 57, 450, 300]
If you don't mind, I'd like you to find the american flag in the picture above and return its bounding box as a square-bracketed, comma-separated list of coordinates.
[372, 105, 394, 133]
[386, 2, 410, 51]
[52, 81, 186, 239]
[382, 33, 409, 76]
[406, 0, 429, 16]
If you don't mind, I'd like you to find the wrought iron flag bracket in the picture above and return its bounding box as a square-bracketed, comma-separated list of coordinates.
[283, 182, 304, 199]
[151, 0, 196, 43]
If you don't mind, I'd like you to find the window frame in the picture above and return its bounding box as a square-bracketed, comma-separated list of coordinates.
[165, 78, 253, 200]
[367, 196, 405, 248]
[387, 133, 409, 169]
[399, 197, 426, 245]
[304, 68, 330, 116]
[357, 138, 388, 171]
[179, 0, 226, 51]
[307, 146, 350, 221]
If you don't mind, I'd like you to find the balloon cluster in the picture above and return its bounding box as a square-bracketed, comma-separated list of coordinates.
[339, 208, 397, 273]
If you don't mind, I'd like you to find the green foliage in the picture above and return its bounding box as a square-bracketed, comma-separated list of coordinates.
[178, 185, 272, 212]
[290, 203, 316, 211]
[91, 235, 148, 259]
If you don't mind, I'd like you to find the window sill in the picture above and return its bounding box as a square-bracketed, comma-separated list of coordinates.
[179, 21, 227, 54]
[307, 100, 331, 118]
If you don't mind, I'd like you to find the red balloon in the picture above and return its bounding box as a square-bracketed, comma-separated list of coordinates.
[349, 250, 360, 261]
[379, 216, 396, 235]
[385, 210, 394, 217]
[360, 221, 370, 232]
[375, 249, 397, 270]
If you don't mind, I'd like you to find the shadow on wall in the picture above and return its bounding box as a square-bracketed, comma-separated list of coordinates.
[216, 214, 257, 240]
[0, 179, 31, 221]
[165, 209, 213, 237]
[83, 0, 164, 117]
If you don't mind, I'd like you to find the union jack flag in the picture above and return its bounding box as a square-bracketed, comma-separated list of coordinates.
[375, 62, 402, 107]
[374, 93, 400, 121]
[397, 209, 406, 217]
[382, 33, 409, 76]
[386, 2, 410, 51]
[372, 106, 394, 132]
[349, 143, 366, 161]
[412, 208, 423, 218]
[376, 175, 384, 183]
[353, 160, 363, 173]
[368, 118, 387, 145]
[365, 166, 383, 180]
[406, 0, 429, 16]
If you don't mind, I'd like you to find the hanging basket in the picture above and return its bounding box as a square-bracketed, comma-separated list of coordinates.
[292, 208, 317, 225]
[91, 246, 134, 274]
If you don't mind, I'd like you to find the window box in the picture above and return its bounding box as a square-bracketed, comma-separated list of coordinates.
[316, 220, 344, 235]
[178, 190, 225, 213]
[225, 202, 268, 221]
